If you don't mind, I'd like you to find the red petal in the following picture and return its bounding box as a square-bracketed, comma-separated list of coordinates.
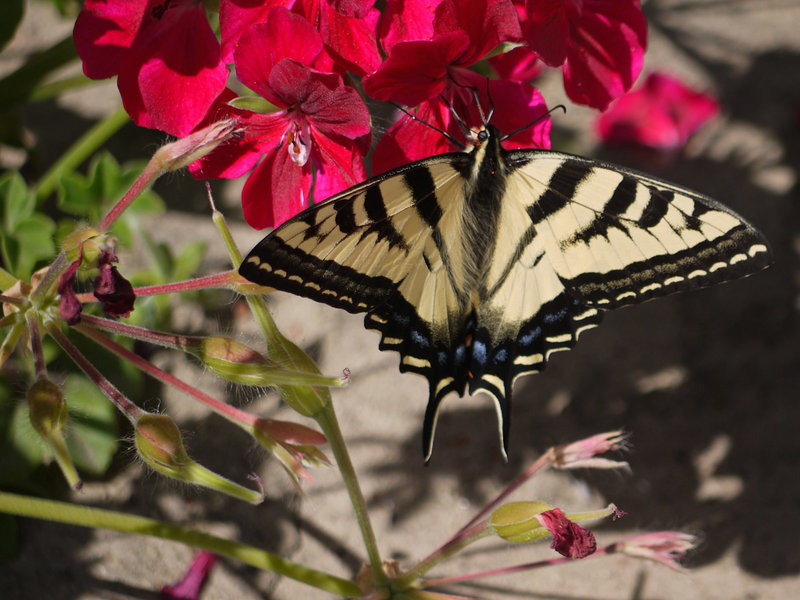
[536, 508, 597, 559]
[329, 0, 376, 19]
[114, 3, 228, 135]
[523, 0, 570, 66]
[161, 551, 217, 600]
[489, 46, 543, 83]
[484, 78, 551, 150]
[371, 99, 457, 174]
[378, 0, 440, 52]
[317, 1, 382, 76]
[310, 132, 367, 200]
[219, 0, 294, 63]
[241, 145, 312, 229]
[561, 0, 647, 110]
[434, 0, 522, 65]
[234, 9, 323, 105]
[363, 32, 470, 104]
[73, 0, 144, 80]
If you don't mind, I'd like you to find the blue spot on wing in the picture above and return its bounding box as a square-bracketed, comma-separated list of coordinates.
[411, 330, 430, 348]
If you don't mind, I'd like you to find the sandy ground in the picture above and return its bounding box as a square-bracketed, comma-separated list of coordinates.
[1, 1, 799, 598]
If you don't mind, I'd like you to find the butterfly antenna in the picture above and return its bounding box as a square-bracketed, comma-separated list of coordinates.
[389, 102, 466, 150]
[499, 104, 566, 142]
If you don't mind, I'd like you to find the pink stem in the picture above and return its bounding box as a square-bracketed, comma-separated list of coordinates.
[47, 325, 142, 422]
[74, 323, 257, 427]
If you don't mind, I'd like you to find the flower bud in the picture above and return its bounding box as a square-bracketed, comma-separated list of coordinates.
[155, 119, 238, 172]
[27, 378, 68, 438]
[61, 228, 101, 265]
[135, 413, 263, 503]
[192, 336, 346, 389]
[491, 501, 553, 543]
[27, 377, 81, 488]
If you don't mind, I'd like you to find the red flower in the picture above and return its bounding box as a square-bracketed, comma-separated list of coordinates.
[191, 8, 371, 229]
[365, 0, 547, 173]
[597, 72, 720, 149]
[74, 0, 229, 136]
[293, 0, 382, 76]
[489, 46, 543, 83]
[536, 508, 597, 559]
[370, 76, 551, 174]
[365, 0, 521, 105]
[523, 0, 647, 110]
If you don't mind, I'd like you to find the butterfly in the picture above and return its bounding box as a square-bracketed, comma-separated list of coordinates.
[239, 120, 772, 460]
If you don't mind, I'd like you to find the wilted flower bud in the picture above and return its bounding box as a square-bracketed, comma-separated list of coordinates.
[253, 418, 329, 487]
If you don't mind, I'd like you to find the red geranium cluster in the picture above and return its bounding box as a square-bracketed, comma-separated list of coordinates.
[74, 0, 650, 229]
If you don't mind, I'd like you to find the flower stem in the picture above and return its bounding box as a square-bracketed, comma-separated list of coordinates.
[73, 322, 258, 428]
[34, 107, 130, 203]
[316, 403, 387, 587]
[210, 203, 386, 586]
[0, 491, 362, 597]
[47, 324, 142, 423]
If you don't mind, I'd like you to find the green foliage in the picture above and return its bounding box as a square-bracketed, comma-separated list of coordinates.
[0, 172, 55, 278]
[57, 151, 164, 247]
[63, 375, 118, 476]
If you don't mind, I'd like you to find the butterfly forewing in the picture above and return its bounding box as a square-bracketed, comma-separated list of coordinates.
[504, 151, 772, 309]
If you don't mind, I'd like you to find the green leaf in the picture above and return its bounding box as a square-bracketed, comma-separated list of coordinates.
[0, 0, 24, 53]
[0, 171, 34, 232]
[57, 152, 164, 249]
[63, 375, 118, 476]
[8, 214, 56, 278]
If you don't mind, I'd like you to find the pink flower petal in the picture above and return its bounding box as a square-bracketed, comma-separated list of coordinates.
[58, 257, 83, 326]
[73, 0, 142, 80]
[161, 551, 217, 600]
[371, 98, 457, 174]
[489, 46, 543, 83]
[241, 148, 311, 229]
[297, 0, 382, 76]
[310, 132, 368, 200]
